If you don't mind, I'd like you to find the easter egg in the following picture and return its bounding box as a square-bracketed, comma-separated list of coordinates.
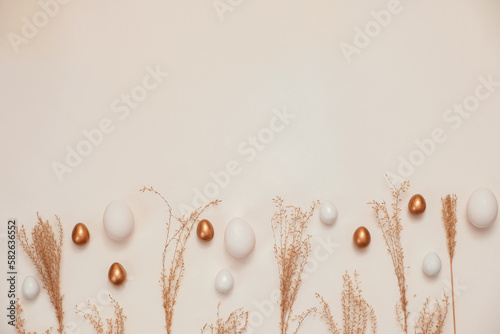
[72, 223, 90, 246]
[22, 276, 40, 300]
[215, 269, 234, 294]
[103, 201, 134, 241]
[353, 226, 371, 249]
[108, 262, 127, 286]
[224, 218, 255, 259]
[408, 194, 426, 216]
[320, 200, 338, 225]
[467, 187, 498, 229]
[422, 252, 442, 277]
[197, 219, 215, 241]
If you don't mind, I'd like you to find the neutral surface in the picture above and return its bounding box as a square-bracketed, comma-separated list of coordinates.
[1, 0, 500, 333]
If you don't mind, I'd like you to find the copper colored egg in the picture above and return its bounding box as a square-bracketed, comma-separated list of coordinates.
[409, 194, 426, 216]
[197, 219, 215, 241]
[72, 223, 90, 246]
[108, 262, 127, 286]
[353, 226, 371, 249]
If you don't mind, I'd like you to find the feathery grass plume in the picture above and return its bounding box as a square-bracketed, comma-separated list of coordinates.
[141, 186, 220, 334]
[441, 194, 458, 334]
[368, 179, 410, 333]
[17, 214, 65, 334]
[313, 271, 377, 334]
[76, 295, 126, 334]
[414, 295, 449, 334]
[271, 197, 319, 334]
[201, 303, 248, 334]
[15, 299, 51, 334]
[369, 179, 449, 334]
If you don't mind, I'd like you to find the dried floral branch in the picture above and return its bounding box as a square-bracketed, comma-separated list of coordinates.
[17, 214, 64, 334]
[313, 271, 377, 334]
[441, 194, 458, 334]
[141, 186, 220, 334]
[370, 179, 449, 334]
[15, 299, 51, 334]
[271, 197, 319, 334]
[368, 179, 410, 333]
[201, 303, 248, 334]
[414, 295, 449, 334]
[76, 295, 126, 334]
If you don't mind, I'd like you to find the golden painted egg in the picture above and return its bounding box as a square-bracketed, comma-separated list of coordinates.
[197, 219, 215, 241]
[72, 223, 90, 246]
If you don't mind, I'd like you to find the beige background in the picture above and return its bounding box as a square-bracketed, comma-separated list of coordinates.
[1, 0, 500, 333]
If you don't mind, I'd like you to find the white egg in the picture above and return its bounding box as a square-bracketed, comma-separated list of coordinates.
[422, 252, 442, 277]
[224, 217, 256, 259]
[22, 276, 40, 300]
[103, 200, 135, 241]
[320, 200, 338, 225]
[215, 269, 234, 294]
[467, 187, 498, 229]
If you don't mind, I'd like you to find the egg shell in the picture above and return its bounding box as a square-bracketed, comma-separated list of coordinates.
[103, 200, 135, 241]
[422, 252, 442, 277]
[320, 201, 338, 225]
[467, 187, 498, 229]
[224, 217, 255, 259]
[22, 276, 40, 300]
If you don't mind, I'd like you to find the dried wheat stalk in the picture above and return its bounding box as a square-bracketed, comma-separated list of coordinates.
[369, 179, 449, 334]
[76, 295, 126, 334]
[271, 197, 319, 334]
[17, 214, 64, 334]
[141, 186, 220, 334]
[313, 271, 377, 334]
[441, 194, 458, 334]
[201, 303, 248, 334]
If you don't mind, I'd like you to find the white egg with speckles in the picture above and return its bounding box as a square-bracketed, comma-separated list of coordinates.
[215, 269, 234, 294]
[422, 252, 442, 277]
[467, 187, 498, 229]
[22, 276, 40, 300]
[103, 200, 135, 241]
[320, 200, 338, 225]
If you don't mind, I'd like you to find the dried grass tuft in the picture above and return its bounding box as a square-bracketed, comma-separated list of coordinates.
[271, 197, 319, 334]
[201, 303, 248, 334]
[17, 214, 64, 334]
[313, 271, 377, 334]
[141, 186, 220, 334]
[76, 295, 126, 334]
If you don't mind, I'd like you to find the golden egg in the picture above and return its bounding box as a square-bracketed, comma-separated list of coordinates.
[409, 194, 426, 216]
[197, 219, 214, 242]
[108, 262, 127, 286]
[353, 226, 371, 249]
[72, 223, 90, 246]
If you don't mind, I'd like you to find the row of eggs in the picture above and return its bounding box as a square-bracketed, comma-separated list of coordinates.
[23, 187, 498, 300]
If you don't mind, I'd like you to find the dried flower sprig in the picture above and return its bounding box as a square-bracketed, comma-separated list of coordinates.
[369, 178, 448, 334]
[201, 303, 248, 334]
[141, 186, 220, 334]
[15, 299, 51, 334]
[441, 194, 458, 334]
[17, 214, 64, 334]
[313, 271, 377, 334]
[76, 295, 126, 334]
[414, 295, 449, 334]
[369, 179, 410, 333]
[271, 197, 319, 334]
